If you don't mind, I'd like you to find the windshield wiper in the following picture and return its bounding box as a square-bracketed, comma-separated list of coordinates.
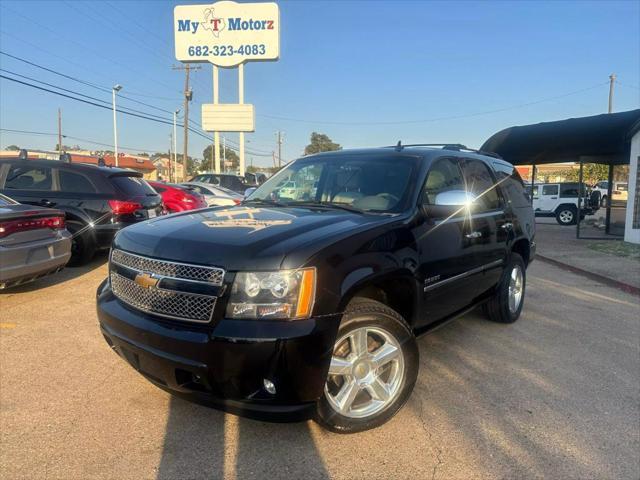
[288, 201, 366, 214]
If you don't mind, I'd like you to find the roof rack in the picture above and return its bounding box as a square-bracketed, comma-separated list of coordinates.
[386, 142, 502, 159]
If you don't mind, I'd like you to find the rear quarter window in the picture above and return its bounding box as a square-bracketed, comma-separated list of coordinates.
[111, 176, 157, 197]
[492, 161, 530, 208]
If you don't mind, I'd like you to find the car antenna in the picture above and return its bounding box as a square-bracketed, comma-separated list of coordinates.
[395, 140, 403, 152]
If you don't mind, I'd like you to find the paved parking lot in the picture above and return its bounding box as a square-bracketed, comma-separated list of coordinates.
[1, 256, 639, 480]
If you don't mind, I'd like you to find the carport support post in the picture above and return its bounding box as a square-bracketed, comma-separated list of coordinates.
[577, 159, 584, 239]
[605, 163, 614, 234]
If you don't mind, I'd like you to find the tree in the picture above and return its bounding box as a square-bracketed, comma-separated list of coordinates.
[5, 145, 20, 151]
[553, 164, 609, 185]
[304, 132, 341, 155]
[55, 144, 71, 151]
[202, 144, 240, 171]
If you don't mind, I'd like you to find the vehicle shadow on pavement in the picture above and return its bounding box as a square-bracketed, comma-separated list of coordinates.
[0, 251, 108, 294]
[157, 397, 330, 480]
[407, 297, 639, 479]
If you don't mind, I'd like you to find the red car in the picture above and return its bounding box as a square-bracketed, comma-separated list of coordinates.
[148, 182, 207, 213]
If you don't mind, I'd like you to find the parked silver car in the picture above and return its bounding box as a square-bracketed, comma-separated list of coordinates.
[180, 182, 242, 207]
[0, 194, 71, 289]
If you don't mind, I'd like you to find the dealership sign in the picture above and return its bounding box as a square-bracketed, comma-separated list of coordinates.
[174, 1, 280, 67]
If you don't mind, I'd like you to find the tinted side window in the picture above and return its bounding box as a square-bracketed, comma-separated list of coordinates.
[542, 185, 559, 196]
[153, 185, 167, 193]
[111, 176, 157, 197]
[422, 158, 465, 205]
[5, 165, 53, 191]
[560, 184, 580, 198]
[59, 170, 96, 193]
[462, 159, 501, 211]
[493, 162, 530, 207]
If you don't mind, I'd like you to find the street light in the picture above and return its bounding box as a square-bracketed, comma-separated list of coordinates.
[173, 109, 180, 182]
[112, 84, 122, 167]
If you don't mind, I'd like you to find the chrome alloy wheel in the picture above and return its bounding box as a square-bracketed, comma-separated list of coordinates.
[324, 326, 405, 419]
[559, 209, 574, 224]
[508, 265, 524, 314]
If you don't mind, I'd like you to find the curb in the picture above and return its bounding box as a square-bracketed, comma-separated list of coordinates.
[535, 255, 640, 297]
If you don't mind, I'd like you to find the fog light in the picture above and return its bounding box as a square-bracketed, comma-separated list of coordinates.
[263, 378, 276, 394]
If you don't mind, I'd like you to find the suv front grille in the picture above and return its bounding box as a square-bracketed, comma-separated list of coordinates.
[111, 249, 224, 285]
[110, 273, 217, 323]
[109, 250, 224, 323]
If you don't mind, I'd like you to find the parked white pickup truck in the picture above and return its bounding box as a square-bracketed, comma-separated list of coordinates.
[525, 182, 599, 225]
[592, 180, 628, 207]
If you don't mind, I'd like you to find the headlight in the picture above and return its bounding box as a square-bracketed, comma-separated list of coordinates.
[226, 268, 316, 319]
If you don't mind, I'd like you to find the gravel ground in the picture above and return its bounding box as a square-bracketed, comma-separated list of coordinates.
[1, 256, 639, 480]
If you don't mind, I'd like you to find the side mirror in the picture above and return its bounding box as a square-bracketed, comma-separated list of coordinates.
[244, 187, 257, 198]
[423, 190, 476, 219]
[434, 190, 476, 206]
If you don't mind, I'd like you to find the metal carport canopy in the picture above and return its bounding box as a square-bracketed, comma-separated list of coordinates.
[480, 109, 640, 165]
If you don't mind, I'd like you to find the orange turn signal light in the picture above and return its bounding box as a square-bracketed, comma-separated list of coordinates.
[295, 268, 316, 318]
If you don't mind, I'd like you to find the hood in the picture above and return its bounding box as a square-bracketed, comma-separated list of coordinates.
[113, 205, 395, 271]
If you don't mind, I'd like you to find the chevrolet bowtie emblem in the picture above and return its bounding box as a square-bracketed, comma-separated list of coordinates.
[134, 272, 159, 289]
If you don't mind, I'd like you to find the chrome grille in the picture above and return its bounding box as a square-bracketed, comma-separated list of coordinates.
[111, 249, 224, 285]
[110, 272, 216, 323]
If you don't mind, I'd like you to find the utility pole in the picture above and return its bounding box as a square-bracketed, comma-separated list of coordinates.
[168, 133, 173, 182]
[608, 73, 616, 113]
[57, 108, 62, 154]
[173, 64, 200, 181]
[276, 131, 283, 168]
[222, 136, 226, 172]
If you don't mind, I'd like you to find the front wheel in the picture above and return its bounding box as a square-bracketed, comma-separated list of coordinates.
[315, 298, 418, 433]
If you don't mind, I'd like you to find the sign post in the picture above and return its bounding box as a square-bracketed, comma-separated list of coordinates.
[174, 1, 280, 176]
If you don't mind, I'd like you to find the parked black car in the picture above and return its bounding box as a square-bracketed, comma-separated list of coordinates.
[189, 173, 255, 194]
[0, 157, 162, 265]
[97, 145, 535, 433]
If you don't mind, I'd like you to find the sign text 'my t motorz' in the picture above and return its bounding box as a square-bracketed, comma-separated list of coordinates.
[174, 1, 280, 68]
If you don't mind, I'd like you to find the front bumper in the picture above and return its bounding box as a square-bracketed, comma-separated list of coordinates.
[96, 279, 341, 422]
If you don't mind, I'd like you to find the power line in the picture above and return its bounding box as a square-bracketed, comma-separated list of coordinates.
[0, 4, 181, 94]
[257, 82, 610, 126]
[616, 81, 640, 91]
[0, 68, 174, 122]
[0, 74, 179, 127]
[0, 51, 178, 114]
[0, 127, 161, 153]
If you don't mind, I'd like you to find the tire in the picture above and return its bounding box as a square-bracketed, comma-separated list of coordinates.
[66, 220, 95, 266]
[315, 298, 419, 433]
[555, 205, 577, 225]
[482, 253, 526, 324]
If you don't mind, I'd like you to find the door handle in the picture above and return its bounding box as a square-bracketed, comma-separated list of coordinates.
[40, 199, 55, 207]
[550, 196, 557, 199]
[465, 231, 482, 239]
[501, 222, 513, 230]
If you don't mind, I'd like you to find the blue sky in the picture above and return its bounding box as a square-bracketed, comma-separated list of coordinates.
[1, 0, 638, 168]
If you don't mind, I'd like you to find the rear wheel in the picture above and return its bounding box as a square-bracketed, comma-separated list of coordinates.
[315, 298, 418, 433]
[66, 220, 95, 266]
[555, 206, 577, 225]
[482, 253, 526, 324]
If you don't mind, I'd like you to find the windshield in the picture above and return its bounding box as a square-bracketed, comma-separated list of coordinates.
[247, 155, 416, 212]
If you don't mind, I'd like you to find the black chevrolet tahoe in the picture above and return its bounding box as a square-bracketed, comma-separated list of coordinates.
[97, 145, 535, 433]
